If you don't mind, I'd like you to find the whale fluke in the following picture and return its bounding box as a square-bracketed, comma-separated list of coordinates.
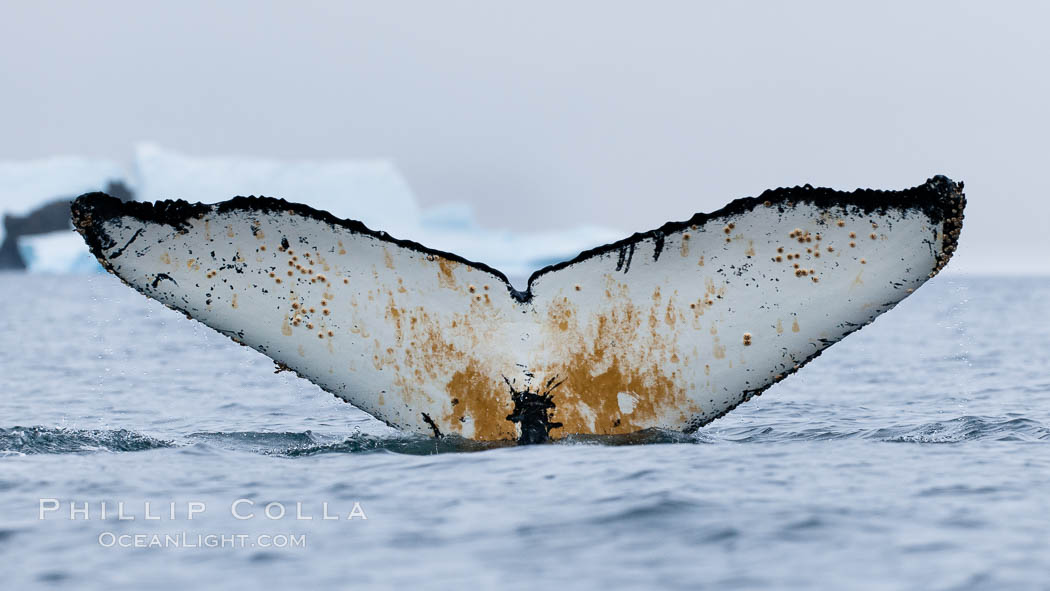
[71, 177, 965, 442]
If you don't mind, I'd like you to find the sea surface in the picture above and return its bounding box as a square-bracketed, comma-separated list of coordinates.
[1, 273, 1048, 590]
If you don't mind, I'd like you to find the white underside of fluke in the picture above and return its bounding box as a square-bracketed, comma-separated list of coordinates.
[73, 178, 965, 441]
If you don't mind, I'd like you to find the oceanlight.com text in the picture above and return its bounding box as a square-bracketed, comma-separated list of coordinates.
[97, 531, 307, 549]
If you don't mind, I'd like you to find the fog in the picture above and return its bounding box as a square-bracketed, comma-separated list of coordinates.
[1, 0, 1047, 273]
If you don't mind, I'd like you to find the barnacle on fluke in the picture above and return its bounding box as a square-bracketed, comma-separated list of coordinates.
[71, 176, 965, 444]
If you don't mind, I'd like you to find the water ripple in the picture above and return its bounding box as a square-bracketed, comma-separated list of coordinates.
[0, 426, 173, 455]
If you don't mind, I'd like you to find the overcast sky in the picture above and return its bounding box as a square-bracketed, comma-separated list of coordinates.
[1, 1, 1047, 273]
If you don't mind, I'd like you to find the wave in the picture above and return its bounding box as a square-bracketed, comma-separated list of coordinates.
[280, 433, 515, 456]
[186, 430, 323, 453]
[868, 416, 1050, 443]
[283, 428, 710, 456]
[0, 426, 173, 455]
[710, 416, 1050, 444]
[3, 416, 1046, 456]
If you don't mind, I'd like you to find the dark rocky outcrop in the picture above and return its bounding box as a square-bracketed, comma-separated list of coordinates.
[0, 181, 133, 270]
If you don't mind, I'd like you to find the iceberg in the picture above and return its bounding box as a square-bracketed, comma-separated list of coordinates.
[17, 231, 101, 273]
[413, 210, 623, 287]
[133, 143, 421, 239]
[4, 145, 623, 279]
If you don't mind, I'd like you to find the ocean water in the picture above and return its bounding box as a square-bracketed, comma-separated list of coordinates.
[1, 273, 1048, 590]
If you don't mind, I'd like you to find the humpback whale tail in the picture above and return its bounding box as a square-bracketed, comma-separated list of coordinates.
[72, 176, 965, 443]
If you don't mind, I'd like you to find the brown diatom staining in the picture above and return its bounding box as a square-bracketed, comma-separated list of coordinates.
[793, 263, 800, 269]
[288, 261, 294, 267]
[815, 234, 821, 241]
[286, 249, 293, 255]
[320, 300, 327, 306]
[806, 247, 812, 254]
[860, 258, 867, 264]
[309, 307, 316, 313]
[764, 200, 772, 207]
[287, 270, 293, 276]
[728, 222, 736, 230]
[870, 233, 877, 240]
[777, 246, 784, 253]
[292, 256, 298, 262]
[275, 278, 282, 284]
[343, 279, 349, 284]
[306, 323, 314, 329]
[317, 332, 324, 339]
[260, 245, 266, 251]
[292, 302, 300, 309]
[808, 268, 815, 275]
[468, 285, 476, 293]
[725, 237, 731, 243]
[574, 284, 581, 291]
[836, 220, 845, 227]
[827, 246, 834, 252]
[811, 276, 819, 283]
[689, 302, 696, 309]
[327, 330, 334, 337]
[268, 272, 275, 278]
[742, 333, 752, 346]
[323, 309, 330, 315]
[813, 251, 821, 258]
[871, 222, 878, 229]
[683, 233, 691, 240]
[317, 275, 326, 283]
[849, 232, 856, 239]
[775, 255, 783, 262]
[850, 241, 856, 248]
[795, 269, 806, 277]
[786, 253, 793, 260]
[723, 226, 732, 234]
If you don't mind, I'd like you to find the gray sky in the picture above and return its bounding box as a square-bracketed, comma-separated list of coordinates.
[1, 0, 1047, 273]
